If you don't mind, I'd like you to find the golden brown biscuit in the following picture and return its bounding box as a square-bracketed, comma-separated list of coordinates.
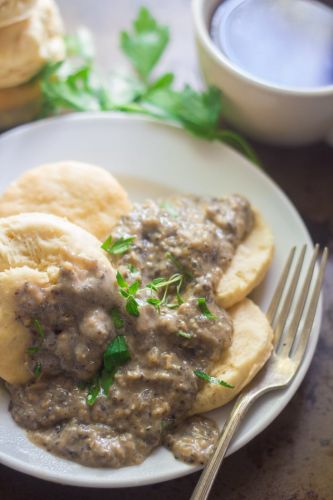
[217, 210, 274, 308]
[192, 298, 273, 414]
[0, 212, 116, 384]
[0, 161, 132, 240]
[0, 0, 65, 89]
[0, 0, 37, 28]
[0, 78, 41, 130]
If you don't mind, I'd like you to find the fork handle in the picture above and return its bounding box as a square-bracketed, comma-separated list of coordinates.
[190, 393, 254, 500]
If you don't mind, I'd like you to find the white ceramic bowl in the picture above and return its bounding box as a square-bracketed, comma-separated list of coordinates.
[192, 0, 333, 145]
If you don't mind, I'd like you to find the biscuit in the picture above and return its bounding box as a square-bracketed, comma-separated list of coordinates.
[0, 0, 65, 89]
[192, 298, 273, 414]
[0, 0, 37, 28]
[0, 78, 41, 130]
[0, 161, 132, 240]
[0, 212, 116, 384]
[217, 210, 274, 308]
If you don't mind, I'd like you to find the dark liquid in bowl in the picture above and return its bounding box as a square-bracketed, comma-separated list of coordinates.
[210, 0, 333, 88]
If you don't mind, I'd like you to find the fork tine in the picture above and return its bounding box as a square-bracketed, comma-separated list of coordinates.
[293, 247, 328, 366]
[279, 244, 319, 356]
[266, 247, 296, 325]
[273, 245, 307, 348]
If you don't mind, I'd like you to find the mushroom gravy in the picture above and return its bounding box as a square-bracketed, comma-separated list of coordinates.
[7, 194, 254, 467]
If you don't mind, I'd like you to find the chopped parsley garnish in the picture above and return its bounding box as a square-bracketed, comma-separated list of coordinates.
[103, 335, 131, 370]
[197, 297, 217, 320]
[159, 201, 178, 218]
[27, 346, 40, 355]
[32, 319, 45, 338]
[110, 307, 124, 329]
[126, 295, 140, 316]
[86, 377, 100, 406]
[85, 335, 131, 406]
[34, 362, 42, 379]
[116, 270, 128, 288]
[128, 263, 138, 273]
[99, 369, 115, 396]
[116, 271, 141, 317]
[146, 273, 182, 291]
[194, 370, 234, 389]
[146, 273, 184, 311]
[177, 331, 193, 339]
[101, 236, 135, 255]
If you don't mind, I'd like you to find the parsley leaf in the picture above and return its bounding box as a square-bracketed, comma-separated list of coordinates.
[38, 9, 259, 165]
[146, 273, 183, 291]
[100, 369, 115, 396]
[120, 6, 169, 81]
[177, 331, 193, 339]
[145, 85, 222, 134]
[194, 369, 234, 388]
[128, 263, 138, 273]
[116, 271, 141, 317]
[86, 377, 100, 406]
[110, 307, 124, 329]
[27, 346, 40, 355]
[101, 236, 135, 255]
[197, 297, 218, 320]
[34, 362, 42, 379]
[32, 319, 45, 339]
[104, 335, 131, 371]
[126, 295, 140, 317]
[116, 271, 128, 289]
[85, 336, 131, 405]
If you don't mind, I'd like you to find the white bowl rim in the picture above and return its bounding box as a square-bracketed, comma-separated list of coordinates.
[192, 0, 333, 96]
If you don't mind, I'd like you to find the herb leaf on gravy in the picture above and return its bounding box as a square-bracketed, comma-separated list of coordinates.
[126, 295, 140, 317]
[197, 297, 218, 320]
[33, 362, 42, 379]
[32, 319, 45, 339]
[101, 236, 135, 255]
[194, 370, 234, 389]
[104, 335, 131, 371]
[120, 6, 169, 81]
[86, 336, 131, 405]
[27, 346, 40, 355]
[100, 369, 115, 396]
[177, 331, 193, 339]
[116, 271, 141, 317]
[128, 263, 138, 273]
[110, 307, 125, 329]
[146, 273, 183, 291]
[146, 273, 184, 311]
[86, 377, 101, 406]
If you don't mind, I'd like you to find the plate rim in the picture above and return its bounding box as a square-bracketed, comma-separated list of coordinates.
[0, 112, 321, 488]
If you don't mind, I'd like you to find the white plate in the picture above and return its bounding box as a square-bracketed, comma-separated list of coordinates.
[0, 113, 320, 488]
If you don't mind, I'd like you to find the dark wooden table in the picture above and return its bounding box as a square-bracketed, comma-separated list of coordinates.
[1, 1, 332, 499]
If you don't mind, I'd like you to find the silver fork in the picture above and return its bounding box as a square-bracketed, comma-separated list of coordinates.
[191, 245, 328, 500]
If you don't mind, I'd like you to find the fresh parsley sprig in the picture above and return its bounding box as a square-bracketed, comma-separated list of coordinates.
[194, 369, 234, 389]
[86, 335, 131, 406]
[38, 7, 259, 165]
[116, 271, 141, 317]
[101, 235, 135, 255]
[197, 297, 218, 320]
[32, 319, 45, 338]
[146, 273, 184, 311]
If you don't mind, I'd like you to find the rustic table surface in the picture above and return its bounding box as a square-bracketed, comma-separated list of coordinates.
[0, 1, 332, 499]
